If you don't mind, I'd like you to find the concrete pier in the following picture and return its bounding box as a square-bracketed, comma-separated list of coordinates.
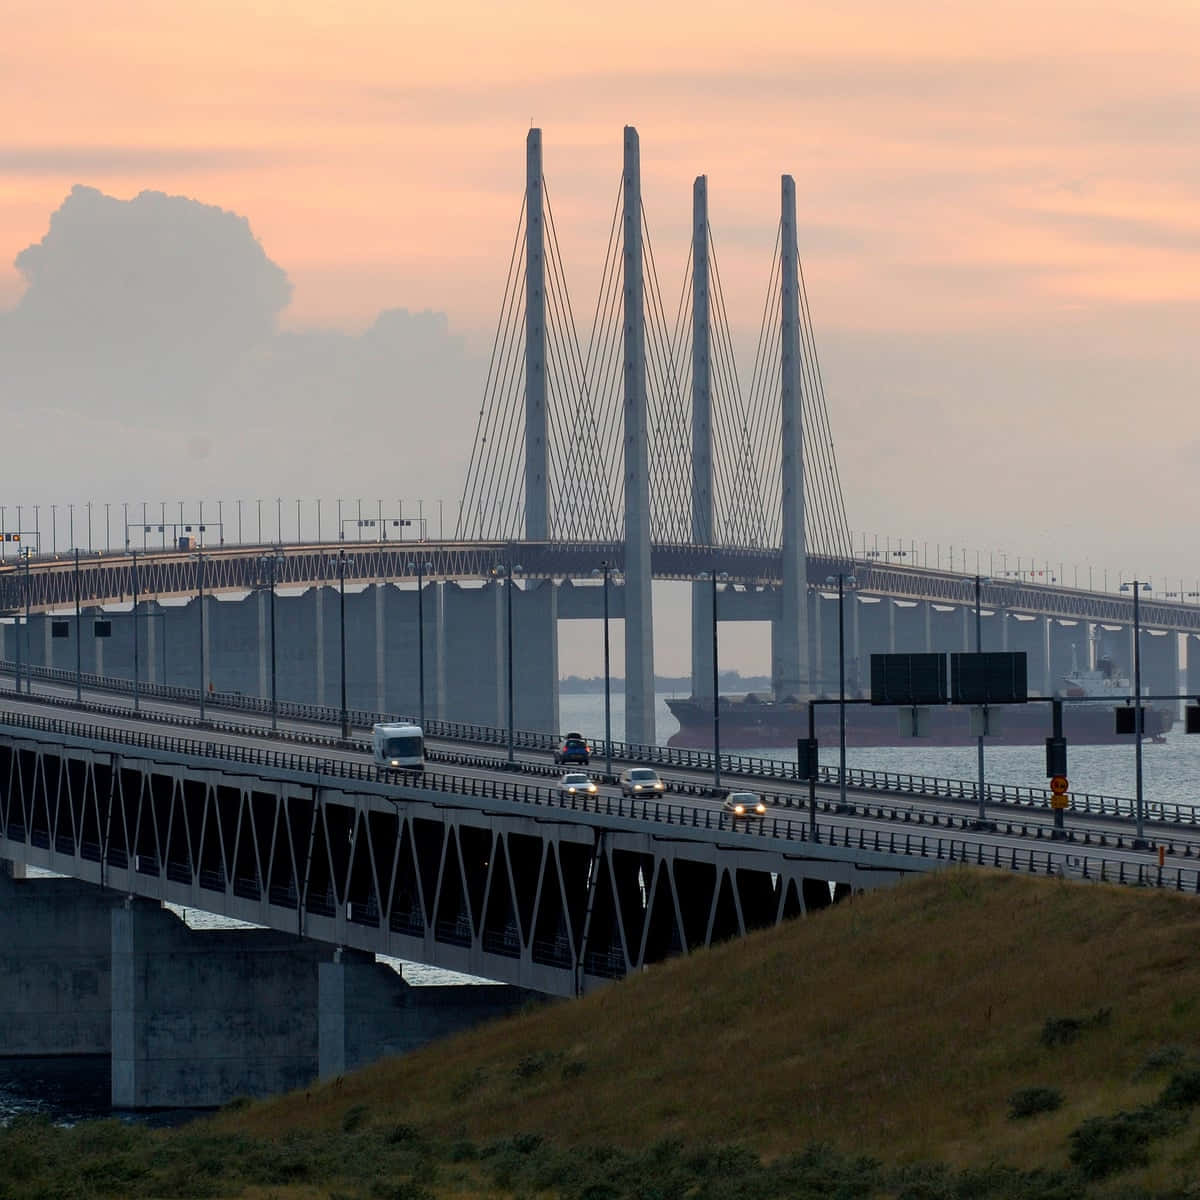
[0, 864, 530, 1109]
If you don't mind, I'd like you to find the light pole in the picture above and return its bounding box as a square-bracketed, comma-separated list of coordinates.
[23, 546, 32, 695]
[1120, 579, 1150, 848]
[494, 563, 523, 765]
[196, 547, 207, 725]
[591, 563, 620, 778]
[74, 548, 82, 703]
[826, 573, 856, 810]
[973, 574, 993, 828]
[338, 549, 349, 740]
[712, 569, 728, 792]
[406, 557, 426, 727]
[258, 550, 285, 730]
[131, 550, 140, 713]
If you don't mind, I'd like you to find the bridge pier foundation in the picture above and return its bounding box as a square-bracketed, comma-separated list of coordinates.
[1187, 635, 1200, 698]
[0, 862, 116, 1057]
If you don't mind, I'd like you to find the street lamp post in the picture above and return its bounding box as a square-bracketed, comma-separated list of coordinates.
[493, 563, 523, 765]
[74, 548, 82, 703]
[1120, 579, 1151, 847]
[974, 574, 993, 828]
[712, 569, 728, 793]
[406, 557, 426, 727]
[826, 573, 856, 810]
[196, 548, 207, 725]
[131, 550, 140, 713]
[338, 549, 349, 740]
[23, 547, 32, 695]
[259, 551, 284, 731]
[593, 563, 618, 778]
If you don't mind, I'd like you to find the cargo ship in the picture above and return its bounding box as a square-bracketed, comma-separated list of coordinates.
[665, 657, 1174, 749]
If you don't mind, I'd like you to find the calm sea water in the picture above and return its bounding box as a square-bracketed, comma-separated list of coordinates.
[560, 691, 1200, 808]
[9, 692, 1196, 1124]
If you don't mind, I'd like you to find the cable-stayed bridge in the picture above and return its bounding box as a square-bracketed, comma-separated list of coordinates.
[2, 125, 1197, 745]
[2, 127, 1199, 1109]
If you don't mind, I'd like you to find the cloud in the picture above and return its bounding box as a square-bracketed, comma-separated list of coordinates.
[0, 186, 483, 509]
[2, 184, 291, 422]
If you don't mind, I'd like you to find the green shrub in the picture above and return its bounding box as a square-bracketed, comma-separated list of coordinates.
[342, 1103, 370, 1133]
[1039, 1007, 1111, 1047]
[1007, 1087, 1063, 1120]
[1160, 1068, 1200, 1110]
[512, 1049, 561, 1081]
[1135, 1045, 1186, 1078]
[1068, 1105, 1181, 1179]
[450, 1066, 486, 1102]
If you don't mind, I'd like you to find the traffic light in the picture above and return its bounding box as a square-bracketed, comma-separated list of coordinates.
[2, 533, 20, 542]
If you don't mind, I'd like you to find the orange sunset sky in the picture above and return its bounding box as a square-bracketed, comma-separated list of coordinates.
[1, 0, 1198, 665]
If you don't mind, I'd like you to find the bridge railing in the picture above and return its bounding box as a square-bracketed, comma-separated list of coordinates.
[1, 706, 1199, 897]
[0, 659, 1193, 830]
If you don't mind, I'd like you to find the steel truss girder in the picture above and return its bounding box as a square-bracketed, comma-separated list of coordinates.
[0, 735, 896, 998]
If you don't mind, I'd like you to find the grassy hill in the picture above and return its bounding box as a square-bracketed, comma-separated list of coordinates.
[8, 869, 1200, 1197]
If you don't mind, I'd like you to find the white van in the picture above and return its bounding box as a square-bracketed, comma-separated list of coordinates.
[372, 722, 424, 772]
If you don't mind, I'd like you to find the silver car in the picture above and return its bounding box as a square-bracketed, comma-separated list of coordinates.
[722, 791, 767, 819]
[558, 772, 598, 796]
[618, 767, 667, 797]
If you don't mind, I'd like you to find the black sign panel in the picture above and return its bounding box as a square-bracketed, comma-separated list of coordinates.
[796, 737, 819, 780]
[950, 651, 1028, 704]
[1115, 706, 1148, 735]
[51, 619, 69, 639]
[1186, 706, 1200, 735]
[870, 653, 947, 706]
[93, 620, 112, 638]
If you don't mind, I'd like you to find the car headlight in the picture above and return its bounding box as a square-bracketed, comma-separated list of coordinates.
[587, 783, 597, 793]
[734, 804, 745, 815]
[633, 784, 642, 791]
[390, 759, 400, 767]
[567, 786, 577, 793]
[756, 805, 766, 815]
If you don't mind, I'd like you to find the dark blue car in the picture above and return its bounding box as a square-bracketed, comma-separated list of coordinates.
[554, 737, 590, 765]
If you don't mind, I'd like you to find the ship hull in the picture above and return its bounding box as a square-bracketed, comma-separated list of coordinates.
[665, 697, 1175, 750]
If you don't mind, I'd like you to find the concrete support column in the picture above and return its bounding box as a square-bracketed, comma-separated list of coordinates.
[1187, 635, 1200, 699]
[512, 579, 559, 733]
[1141, 630, 1179, 701]
[690, 175, 714, 701]
[256, 590, 267, 699]
[111, 900, 329, 1109]
[315, 585, 325, 703]
[146, 602, 158, 684]
[622, 125, 655, 744]
[0, 866, 116, 1057]
[440, 583, 502, 726]
[1040, 615, 1053, 697]
[375, 581, 387, 713]
[776, 175, 810, 699]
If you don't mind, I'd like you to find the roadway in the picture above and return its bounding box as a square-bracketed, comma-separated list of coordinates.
[0, 673, 1193, 889]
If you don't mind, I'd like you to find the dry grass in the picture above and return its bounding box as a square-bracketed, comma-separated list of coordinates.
[218, 868, 1200, 1181]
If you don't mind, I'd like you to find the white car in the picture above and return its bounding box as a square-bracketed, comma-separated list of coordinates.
[618, 767, 667, 797]
[558, 772, 598, 796]
[722, 791, 767, 819]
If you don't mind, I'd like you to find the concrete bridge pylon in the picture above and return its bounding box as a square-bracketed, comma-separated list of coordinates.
[774, 174, 811, 700]
[623, 125, 655, 744]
